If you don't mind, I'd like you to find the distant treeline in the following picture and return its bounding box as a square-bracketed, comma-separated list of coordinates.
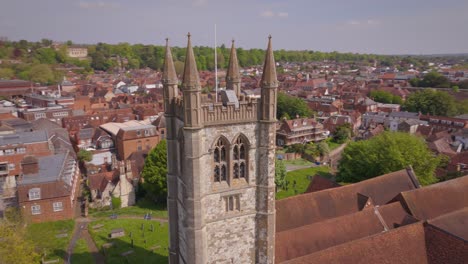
[0, 39, 413, 73]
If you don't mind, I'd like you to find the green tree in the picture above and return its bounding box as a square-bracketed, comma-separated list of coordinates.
[369, 90, 393, 103]
[34, 48, 57, 64]
[316, 141, 330, 157]
[452, 85, 459, 92]
[141, 140, 167, 202]
[410, 72, 450, 88]
[337, 132, 438, 185]
[28, 64, 55, 84]
[277, 93, 313, 119]
[0, 68, 14, 79]
[333, 123, 352, 143]
[0, 221, 40, 264]
[275, 159, 287, 190]
[403, 90, 458, 116]
[77, 149, 93, 162]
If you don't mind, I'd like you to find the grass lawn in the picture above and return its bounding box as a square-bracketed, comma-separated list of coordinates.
[25, 219, 75, 262]
[89, 219, 169, 264]
[326, 140, 342, 151]
[89, 199, 168, 219]
[282, 158, 313, 166]
[276, 166, 332, 200]
[71, 238, 94, 264]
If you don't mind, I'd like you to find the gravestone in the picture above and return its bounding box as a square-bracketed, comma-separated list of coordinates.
[109, 228, 125, 239]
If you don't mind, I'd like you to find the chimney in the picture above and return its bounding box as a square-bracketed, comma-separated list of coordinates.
[21, 156, 39, 175]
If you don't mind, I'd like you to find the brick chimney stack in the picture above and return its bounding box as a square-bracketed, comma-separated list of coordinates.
[21, 155, 39, 175]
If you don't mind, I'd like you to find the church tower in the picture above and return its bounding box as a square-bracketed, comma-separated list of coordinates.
[165, 34, 277, 264]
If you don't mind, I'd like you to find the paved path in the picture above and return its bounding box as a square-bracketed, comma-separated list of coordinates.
[66, 218, 105, 264]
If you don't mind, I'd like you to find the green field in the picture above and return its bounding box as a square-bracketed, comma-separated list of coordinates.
[71, 238, 95, 264]
[89, 199, 168, 219]
[276, 166, 332, 200]
[282, 158, 314, 166]
[25, 220, 75, 262]
[89, 219, 169, 264]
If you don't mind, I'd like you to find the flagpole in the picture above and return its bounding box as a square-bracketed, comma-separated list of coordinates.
[214, 24, 218, 102]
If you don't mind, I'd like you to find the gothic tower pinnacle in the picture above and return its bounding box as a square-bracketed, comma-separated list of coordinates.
[226, 39, 241, 97]
[163, 38, 178, 115]
[260, 35, 278, 121]
[181, 33, 202, 128]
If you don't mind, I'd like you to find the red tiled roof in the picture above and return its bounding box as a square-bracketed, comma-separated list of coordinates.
[276, 168, 419, 232]
[396, 175, 468, 220]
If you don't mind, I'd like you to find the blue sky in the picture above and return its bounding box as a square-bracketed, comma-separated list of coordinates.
[1, 0, 468, 54]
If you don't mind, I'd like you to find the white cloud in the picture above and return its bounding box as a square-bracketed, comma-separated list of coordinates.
[260, 10, 288, 18]
[260, 10, 275, 18]
[78, 1, 120, 9]
[344, 19, 380, 27]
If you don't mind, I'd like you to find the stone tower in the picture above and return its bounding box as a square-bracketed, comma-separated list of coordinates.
[164, 34, 277, 264]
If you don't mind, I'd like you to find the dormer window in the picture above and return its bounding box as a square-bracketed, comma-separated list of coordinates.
[293, 121, 298, 127]
[302, 120, 307, 125]
[29, 188, 41, 200]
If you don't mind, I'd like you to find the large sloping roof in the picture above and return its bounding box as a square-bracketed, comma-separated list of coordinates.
[276, 168, 419, 232]
[428, 207, 468, 241]
[282, 223, 429, 264]
[396, 176, 468, 221]
[276, 202, 417, 262]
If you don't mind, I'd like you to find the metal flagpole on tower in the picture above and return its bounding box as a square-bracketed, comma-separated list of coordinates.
[215, 24, 218, 102]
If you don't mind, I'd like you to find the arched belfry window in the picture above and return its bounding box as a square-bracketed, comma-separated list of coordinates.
[213, 138, 228, 182]
[233, 136, 248, 180]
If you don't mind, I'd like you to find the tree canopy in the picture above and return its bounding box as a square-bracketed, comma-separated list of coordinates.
[403, 90, 459, 116]
[277, 93, 313, 119]
[409, 71, 450, 88]
[337, 132, 438, 185]
[141, 140, 167, 202]
[275, 159, 287, 190]
[369, 90, 403, 104]
[0, 221, 40, 264]
[77, 149, 93, 162]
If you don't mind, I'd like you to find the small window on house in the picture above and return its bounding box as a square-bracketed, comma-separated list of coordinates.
[53, 202, 63, 212]
[0, 163, 7, 174]
[5, 149, 14, 155]
[145, 130, 149, 136]
[8, 163, 15, 170]
[29, 188, 41, 200]
[16, 147, 26, 154]
[293, 121, 298, 127]
[137, 130, 141, 136]
[137, 141, 142, 151]
[31, 205, 41, 215]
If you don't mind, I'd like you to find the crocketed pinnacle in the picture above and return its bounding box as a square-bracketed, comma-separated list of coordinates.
[162, 38, 178, 85]
[226, 39, 240, 83]
[261, 35, 278, 87]
[182, 33, 201, 90]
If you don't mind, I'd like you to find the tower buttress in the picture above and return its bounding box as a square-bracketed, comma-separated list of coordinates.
[181, 33, 202, 128]
[260, 35, 278, 122]
[256, 35, 277, 264]
[226, 39, 241, 97]
[164, 38, 181, 264]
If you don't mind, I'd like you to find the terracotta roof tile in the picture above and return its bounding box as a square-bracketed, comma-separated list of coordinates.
[276, 168, 419, 232]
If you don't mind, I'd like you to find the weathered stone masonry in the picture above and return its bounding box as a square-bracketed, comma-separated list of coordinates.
[164, 35, 278, 264]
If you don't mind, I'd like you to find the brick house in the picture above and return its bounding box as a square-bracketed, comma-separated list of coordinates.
[276, 118, 327, 146]
[0, 131, 52, 212]
[19, 106, 73, 125]
[17, 152, 80, 223]
[100, 120, 160, 160]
